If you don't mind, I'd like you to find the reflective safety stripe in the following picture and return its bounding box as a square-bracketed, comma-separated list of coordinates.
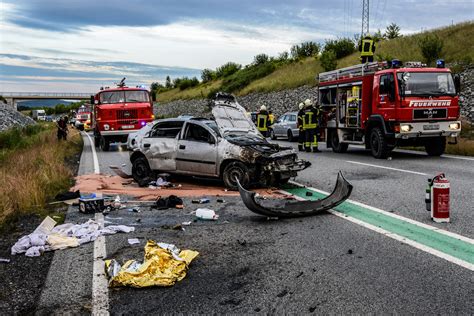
[361, 39, 374, 57]
[303, 112, 317, 129]
[257, 114, 268, 131]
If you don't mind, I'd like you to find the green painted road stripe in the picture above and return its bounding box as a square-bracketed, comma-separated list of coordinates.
[283, 186, 474, 265]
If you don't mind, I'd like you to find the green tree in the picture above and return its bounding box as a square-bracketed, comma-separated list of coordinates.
[201, 68, 216, 83]
[253, 53, 270, 65]
[323, 38, 356, 59]
[215, 62, 241, 78]
[277, 51, 289, 63]
[385, 23, 401, 39]
[373, 29, 385, 42]
[320, 50, 337, 71]
[419, 34, 444, 66]
[165, 76, 172, 89]
[290, 41, 321, 59]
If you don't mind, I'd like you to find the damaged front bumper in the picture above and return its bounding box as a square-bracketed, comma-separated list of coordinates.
[238, 171, 353, 218]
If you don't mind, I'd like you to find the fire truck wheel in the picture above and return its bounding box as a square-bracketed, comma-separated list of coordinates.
[100, 136, 110, 151]
[370, 127, 390, 159]
[425, 137, 446, 156]
[132, 157, 152, 183]
[330, 129, 348, 153]
[94, 135, 100, 148]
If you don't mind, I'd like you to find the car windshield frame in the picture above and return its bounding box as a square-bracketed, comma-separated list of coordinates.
[397, 71, 456, 97]
[99, 90, 150, 104]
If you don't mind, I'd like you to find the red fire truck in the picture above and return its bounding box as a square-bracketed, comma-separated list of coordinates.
[91, 78, 155, 151]
[318, 60, 461, 158]
[75, 104, 92, 131]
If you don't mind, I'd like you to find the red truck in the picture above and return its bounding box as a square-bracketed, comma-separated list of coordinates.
[75, 104, 92, 131]
[318, 60, 461, 158]
[91, 78, 155, 151]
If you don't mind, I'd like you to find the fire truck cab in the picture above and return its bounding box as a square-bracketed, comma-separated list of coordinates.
[91, 78, 155, 151]
[318, 60, 461, 158]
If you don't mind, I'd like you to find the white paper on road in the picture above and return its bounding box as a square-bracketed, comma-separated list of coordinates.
[11, 218, 135, 257]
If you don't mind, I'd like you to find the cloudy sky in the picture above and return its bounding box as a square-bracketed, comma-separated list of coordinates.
[0, 0, 472, 92]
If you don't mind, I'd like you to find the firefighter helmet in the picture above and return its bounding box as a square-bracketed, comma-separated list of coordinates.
[260, 105, 267, 111]
[304, 99, 313, 107]
[298, 102, 304, 110]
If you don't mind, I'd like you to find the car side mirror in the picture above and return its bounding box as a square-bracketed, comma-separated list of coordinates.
[454, 74, 461, 95]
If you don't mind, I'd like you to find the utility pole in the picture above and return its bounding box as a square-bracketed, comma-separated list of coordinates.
[361, 0, 370, 38]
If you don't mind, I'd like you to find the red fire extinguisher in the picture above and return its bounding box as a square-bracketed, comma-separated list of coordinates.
[430, 173, 450, 223]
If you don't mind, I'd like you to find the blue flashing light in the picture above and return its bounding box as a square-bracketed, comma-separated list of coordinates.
[141, 121, 146, 126]
[391, 59, 402, 68]
[436, 59, 445, 68]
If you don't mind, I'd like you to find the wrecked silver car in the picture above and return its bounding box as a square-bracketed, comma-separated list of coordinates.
[130, 93, 310, 189]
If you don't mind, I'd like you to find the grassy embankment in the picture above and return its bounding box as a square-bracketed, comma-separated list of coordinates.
[157, 22, 473, 103]
[0, 123, 83, 228]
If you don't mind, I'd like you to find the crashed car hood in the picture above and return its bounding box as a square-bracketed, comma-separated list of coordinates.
[212, 101, 259, 136]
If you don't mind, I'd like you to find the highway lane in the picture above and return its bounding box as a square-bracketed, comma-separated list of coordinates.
[37, 134, 474, 314]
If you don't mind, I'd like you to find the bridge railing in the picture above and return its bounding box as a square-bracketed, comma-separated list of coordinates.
[0, 92, 94, 97]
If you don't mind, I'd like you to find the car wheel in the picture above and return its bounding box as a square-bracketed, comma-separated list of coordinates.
[222, 161, 250, 190]
[425, 137, 446, 156]
[287, 130, 294, 142]
[370, 127, 391, 159]
[270, 129, 277, 140]
[132, 157, 152, 184]
[100, 136, 110, 151]
[331, 129, 348, 153]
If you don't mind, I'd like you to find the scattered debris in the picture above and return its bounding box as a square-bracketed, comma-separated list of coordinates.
[11, 216, 135, 257]
[109, 165, 133, 179]
[128, 238, 140, 245]
[155, 195, 184, 210]
[192, 198, 210, 204]
[0, 258, 11, 263]
[217, 198, 225, 203]
[196, 208, 219, 220]
[237, 239, 247, 246]
[347, 249, 353, 255]
[277, 289, 288, 298]
[79, 196, 105, 214]
[55, 190, 81, 201]
[127, 207, 140, 213]
[237, 171, 353, 218]
[182, 221, 192, 226]
[105, 240, 199, 288]
[296, 272, 304, 278]
[305, 191, 313, 197]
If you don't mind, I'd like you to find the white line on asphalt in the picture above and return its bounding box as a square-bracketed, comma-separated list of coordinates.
[346, 160, 428, 176]
[83, 132, 100, 174]
[83, 132, 109, 315]
[289, 181, 474, 271]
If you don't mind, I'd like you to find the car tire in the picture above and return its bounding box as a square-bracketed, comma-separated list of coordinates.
[287, 130, 294, 142]
[100, 136, 110, 151]
[132, 157, 152, 184]
[270, 129, 277, 140]
[276, 176, 290, 186]
[222, 161, 250, 190]
[425, 137, 446, 156]
[370, 127, 391, 159]
[330, 129, 348, 153]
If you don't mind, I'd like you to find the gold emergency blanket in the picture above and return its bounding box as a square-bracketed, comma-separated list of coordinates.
[105, 240, 199, 288]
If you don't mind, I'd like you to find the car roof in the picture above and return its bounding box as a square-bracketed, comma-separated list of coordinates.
[282, 111, 298, 115]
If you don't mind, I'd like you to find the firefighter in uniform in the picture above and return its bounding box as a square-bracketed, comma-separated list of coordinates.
[297, 102, 306, 151]
[303, 99, 320, 152]
[358, 34, 375, 63]
[256, 105, 270, 137]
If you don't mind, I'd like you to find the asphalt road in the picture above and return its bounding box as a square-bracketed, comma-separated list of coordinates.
[36, 134, 474, 314]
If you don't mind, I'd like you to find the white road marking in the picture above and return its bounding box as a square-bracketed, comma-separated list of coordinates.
[83, 132, 109, 315]
[346, 160, 428, 176]
[289, 181, 474, 271]
[84, 132, 100, 174]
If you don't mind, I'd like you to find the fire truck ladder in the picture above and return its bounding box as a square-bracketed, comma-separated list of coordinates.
[318, 61, 387, 83]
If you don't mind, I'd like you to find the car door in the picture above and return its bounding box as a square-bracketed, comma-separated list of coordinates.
[288, 114, 298, 135]
[176, 122, 218, 176]
[275, 115, 287, 136]
[144, 121, 183, 171]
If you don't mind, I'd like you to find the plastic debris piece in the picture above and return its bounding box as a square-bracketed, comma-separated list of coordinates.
[196, 208, 219, 220]
[0, 258, 10, 263]
[128, 238, 140, 245]
[182, 221, 192, 226]
[105, 240, 199, 288]
[33, 216, 57, 235]
[305, 191, 313, 197]
[217, 198, 225, 203]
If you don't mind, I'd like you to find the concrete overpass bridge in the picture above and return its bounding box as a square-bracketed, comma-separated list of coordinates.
[0, 92, 94, 109]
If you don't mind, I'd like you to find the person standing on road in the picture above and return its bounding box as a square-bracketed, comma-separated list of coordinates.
[297, 102, 306, 151]
[303, 99, 320, 152]
[358, 34, 376, 63]
[56, 116, 68, 141]
[256, 105, 270, 138]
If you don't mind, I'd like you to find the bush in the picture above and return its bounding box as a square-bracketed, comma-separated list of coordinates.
[323, 38, 356, 59]
[201, 69, 216, 83]
[253, 54, 270, 66]
[419, 34, 444, 66]
[290, 41, 321, 59]
[215, 62, 242, 78]
[320, 50, 337, 71]
[174, 77, 199, 90]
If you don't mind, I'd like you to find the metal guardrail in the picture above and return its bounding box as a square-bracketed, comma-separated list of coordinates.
[0, 92, 93, 97]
